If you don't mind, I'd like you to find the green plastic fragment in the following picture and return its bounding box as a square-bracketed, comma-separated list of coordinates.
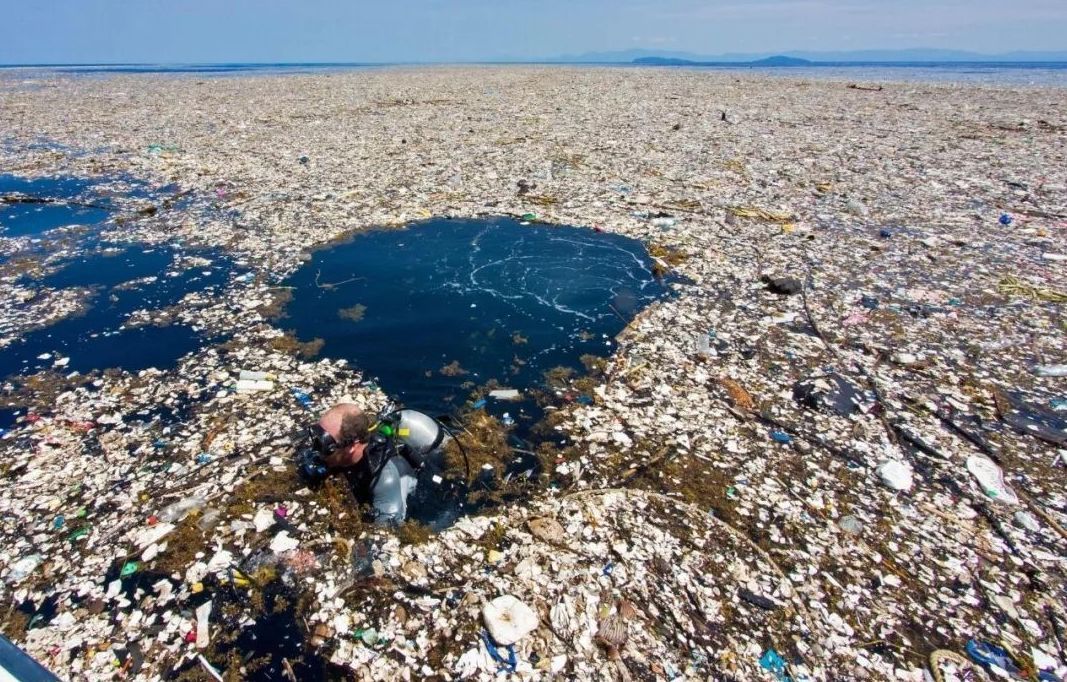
[120, 561, 139, 578]
[69, 527, 90, 541]
[521, 213, 537, 221]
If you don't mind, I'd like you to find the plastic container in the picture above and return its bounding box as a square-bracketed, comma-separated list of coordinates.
[235, 379, 275, 392]
[239, 370, 276, 381]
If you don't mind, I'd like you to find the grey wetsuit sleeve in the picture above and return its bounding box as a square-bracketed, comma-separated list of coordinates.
[371, 457, 419, 525]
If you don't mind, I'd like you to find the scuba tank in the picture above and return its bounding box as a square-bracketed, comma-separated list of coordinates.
[391, 408, 449, 468]
[364, 407, 449, 476]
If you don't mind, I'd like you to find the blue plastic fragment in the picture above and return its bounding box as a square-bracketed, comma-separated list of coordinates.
[860, 294, 879, 310]
[196, 453, 213, 465]
[53, 515, 65, 530]
[966, 639, 1022, 675]
[878, 228, 892, 239]
[576, 395, 593, 405]
[759, 648, 790, 681]
[481, 630, 517, 672]
[771, 431, 792, 444]
[1050, 398, 1066, 411]
[603, 562, 614, 576]
[999, 213, 1013, 226]
[291, 388, 314, 410]
[472, 398, 487, 409]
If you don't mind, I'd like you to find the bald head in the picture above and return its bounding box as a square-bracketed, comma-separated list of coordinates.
[318, 403, 373, 468]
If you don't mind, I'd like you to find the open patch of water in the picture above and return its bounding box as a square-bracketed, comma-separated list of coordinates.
[284, 217, 673, 530]
[0, 174, 121, 238]
[0, 244, 232, 379]
[284, 217, 672, 421]
[1, 173, 242, 381]
[0, 172, 193, 242]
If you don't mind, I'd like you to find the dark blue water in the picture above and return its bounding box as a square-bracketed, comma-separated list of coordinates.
[1, 203, 110, 237]
[0, 245, 232, 379]
[283, 217, 672, 422]
[0, 173, 173, 238]
[0, 408, 18, 431]
[0, 175, 112, 237]
[1, 174, 238, 381]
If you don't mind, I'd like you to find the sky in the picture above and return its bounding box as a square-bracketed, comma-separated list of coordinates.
[1, 0, 1065, 64]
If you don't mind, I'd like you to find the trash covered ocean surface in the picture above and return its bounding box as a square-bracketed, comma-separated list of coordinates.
[0, 66, 1066, 681]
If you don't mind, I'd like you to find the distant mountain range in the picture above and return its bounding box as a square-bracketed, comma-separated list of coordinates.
[543, 48, 1067, 64]
[635, 55, 813, 67]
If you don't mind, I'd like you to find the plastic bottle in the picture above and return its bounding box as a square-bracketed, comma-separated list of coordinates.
[695, 334, 713, 358]
[158, 495, 206, 523]
[837, 516, 863, 535]
[1032, 364, 1067, 378]
[198, 508, 222, 532]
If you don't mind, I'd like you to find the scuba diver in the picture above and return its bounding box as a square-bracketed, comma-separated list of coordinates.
[296, 402, 451, 525]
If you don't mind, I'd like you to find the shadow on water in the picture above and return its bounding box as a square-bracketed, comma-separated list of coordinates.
[85, 564, 334, 680]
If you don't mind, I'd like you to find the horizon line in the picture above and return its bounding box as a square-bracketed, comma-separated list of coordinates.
[4, 57, 1067, 68]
